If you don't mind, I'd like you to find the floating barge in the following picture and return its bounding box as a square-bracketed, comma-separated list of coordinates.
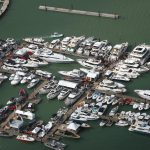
[39, 5, 119, 19]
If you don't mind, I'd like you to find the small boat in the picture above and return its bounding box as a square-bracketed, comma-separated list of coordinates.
[92, 91, 101, 100]
[20, 76, 28, 84]
[99, 120, 108, 127]
[57, 88, 71, 100]
[98, 105, 107, 115]
[144, 103, 150, 110]
[27, 78, 40, 89]
[44, 139, 66, 150]
[47, 86, 62, 100]
[115, 120, 129, 127]
[16, 134, 35, 142]
[50, 32, 64, 38]
[109, 106, 119, 116]
[133, 102, 139, 109]
[138, 103, 145, 111]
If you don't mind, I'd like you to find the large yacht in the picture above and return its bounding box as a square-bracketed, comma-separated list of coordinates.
[129, 44, 150, 65]
[39, 50, 74, 63]
[96, 79, 126, 93]
[134, 90, 150, 100]
[77, 58, 103, 70]
[65, 89, 84, 106]
[109, 42, 128, 62]
[58, 69, 85, 78]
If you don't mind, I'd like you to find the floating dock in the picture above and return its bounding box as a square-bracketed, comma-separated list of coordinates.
[38, 5, 119, 19]
[0, 0, 10, 16]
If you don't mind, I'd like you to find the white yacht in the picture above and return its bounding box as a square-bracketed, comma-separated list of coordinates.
[49, 39, 60, 49]
[129, 44, 150, 65]
[22, 61, 39, 68]
[35, 70, 52, 78]
[65, 89, 84, 106]
[129, 121, 150, 135]
[115, 120, 129, 127]
[134, 90, 150, 100]
[39, 50, 74, 63]
[57, 88, 71, 100]
[110, 73, 130, 82]
[96, 79, 126, 93]
[27, 78, 40, 89]
[0, 73, 8, 80]
[77, 58, 103, 70]
[58, 69, 85, 78]
[47, 86, 62, 100]
[109, 42, 128, 62]
[11, 74, 22, 85]
[98, 105, 107, 116]
[109, 106, 119, 116]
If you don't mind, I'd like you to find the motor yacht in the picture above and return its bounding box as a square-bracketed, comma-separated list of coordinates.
[58, 69, 85, 78]
[134, 90, 150, 100]
[109, 42, 128, 62]
[109, 106, 119, 116]
[110, 73, 130, 82]
[77, 58, 103, 70]
[96, 79, 126, 93]
[16, 134, 35, 142]
[65, 89, 84, 106]
[27, 78, 40, 89]
[57, 88, 71, 100]
[49, 39, 60, 49]
[128, 44, 150, 65]
[11, 74, 22, 85]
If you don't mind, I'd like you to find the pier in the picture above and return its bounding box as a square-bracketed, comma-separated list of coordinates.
[0, 0, 10, 16]
[39, 5, 119, 19]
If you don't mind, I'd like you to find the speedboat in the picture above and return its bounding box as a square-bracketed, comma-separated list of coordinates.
[16, 134, 35, 142]
[50, 32, 64, 38]
[27, 78, 40, 89]
[109, 106, 119, 116]
[20, 76, 28, 84]
[115, 120, 129, 127]
[38, 80, 58, 95]
[57, 88, 71, 100]
[144, 103, 150, 110]
[47, 86, 62, 100]
[49, 39, 60, 49]
[99, 120, 108, 127]
[35, 70, 52, 78]
[77, 58, 103, 70]
[92, 91, 101, 100]
[98, 105, 107, 115]
[134, 90, 150, 100]
[11, 75, 22, 85]
[133, 102, 139, 109]
[138, 103, 145, 111]
[58, 69, 85, 78]
[0, 73, 8, 80]
[65, 89, 84, 106]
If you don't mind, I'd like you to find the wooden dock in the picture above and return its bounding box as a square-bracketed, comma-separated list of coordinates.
[39, 5, 119, 19]
[0, 0, 9, 16]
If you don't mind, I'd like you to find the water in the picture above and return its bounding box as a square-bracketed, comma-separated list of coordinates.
[0, 0, 150, 150]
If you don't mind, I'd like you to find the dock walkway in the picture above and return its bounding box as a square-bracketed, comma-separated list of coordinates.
[39, 5, 119, 19]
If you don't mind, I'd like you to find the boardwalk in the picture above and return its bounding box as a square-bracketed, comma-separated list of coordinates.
[0, 0, 9, 16]
[39, 5, 119, 19]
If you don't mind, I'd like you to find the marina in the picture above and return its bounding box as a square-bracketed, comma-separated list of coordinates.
[0, 0, 150, 150]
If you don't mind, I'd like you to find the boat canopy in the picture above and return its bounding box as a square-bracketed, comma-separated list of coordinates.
[15, 110, 35, 120]
[58, 80, 79, 89]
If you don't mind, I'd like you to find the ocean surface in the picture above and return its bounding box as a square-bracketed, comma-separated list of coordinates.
[0, 0, 150, 150]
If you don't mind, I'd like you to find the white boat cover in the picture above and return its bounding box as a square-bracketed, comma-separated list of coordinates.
[58, 80, 78, 89]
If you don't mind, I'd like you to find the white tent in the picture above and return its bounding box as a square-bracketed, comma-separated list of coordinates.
[67, 122, 80, 131]
[58, 80, 78, 89]
[15, 110, 35, 120]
